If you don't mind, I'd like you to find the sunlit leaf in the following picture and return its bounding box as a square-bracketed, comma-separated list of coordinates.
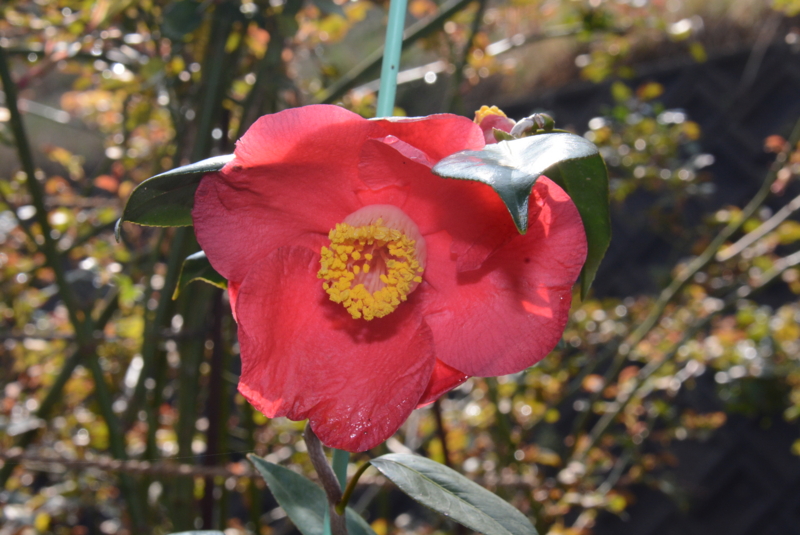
[370, 453, 538, 535]
[546, 153, 611, 298]
[117, 154, 233, 240]
[173, 251, 227, 299]
[432, 133, 610, 297]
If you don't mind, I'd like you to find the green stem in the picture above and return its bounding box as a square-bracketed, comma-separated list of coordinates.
[0, 296, 120, 486]
[431, 399, 452, 468]
[122, 229, 166, 429]
[242, 403, 262, 535]
[140, 230, 186, 455]
[0, 45, 85, 330]
[86, 356, 146, 523]
[202, 290, 227, 529]
[172, 284, 214, 531]
[447, 0, 487, 115]
[236, 0, 302, 135]
[0, 186, 37, 247]
[335, 461, 372, 516]
[376, 0, 410, 117]
[485, 378, 514, 466]
[0, 50, 139, 517]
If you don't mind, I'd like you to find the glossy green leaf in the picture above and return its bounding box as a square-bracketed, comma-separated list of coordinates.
[117, 154, 233, 240]
[432, 133, 595, 233]
[431, 133, 610, 298]
[173, 251, 227, 299]
[248, 455, 376, 535]
[370, 454, 538, 535]
[546, 153, 611, 299]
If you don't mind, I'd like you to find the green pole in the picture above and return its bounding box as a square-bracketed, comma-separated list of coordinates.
[323, 3, 408, 532]
[376, 0, 409, 117]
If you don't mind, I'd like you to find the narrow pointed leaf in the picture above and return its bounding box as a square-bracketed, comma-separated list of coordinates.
[248, 455, 376, 535]
[546, 154, 610, 299]
[173, 251, 227, 299]
[431, 133, 609, 297]
[370, 453, 538, 535]
[117, 154, 233, 238]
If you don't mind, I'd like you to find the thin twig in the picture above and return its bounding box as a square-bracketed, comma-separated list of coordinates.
[0, 295, 119, 485]
[432, 399, 453, 468]
[716, 191, 800, 261]
[0, 450, 255, 479]
[447, 0, 487, 114]
[0, 45, 86, 331]
[574, 247, 800, 460]
[571, 114, 800, 446]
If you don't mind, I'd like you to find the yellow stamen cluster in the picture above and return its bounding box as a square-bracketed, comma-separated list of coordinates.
[474, 105, 508, 124]
[318, 218, 424, 321]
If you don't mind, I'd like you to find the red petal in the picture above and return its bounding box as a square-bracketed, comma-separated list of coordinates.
[236, 104, 381, 169]
[419, 177, 587, 376]
[357, 138, 516, 271]
[416, 359, 469, 408]
[193, 105, 382, 284]
[235, 247, 436, 452]
[373, 114, 485, 162]
[227, 280, 241, 322]
[477, 114, 515, 144]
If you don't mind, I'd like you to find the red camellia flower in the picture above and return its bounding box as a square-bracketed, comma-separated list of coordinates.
[192, 104, 587, 452]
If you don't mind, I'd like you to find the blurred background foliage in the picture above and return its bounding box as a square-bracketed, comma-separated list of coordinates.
[1, 0, 800, 534]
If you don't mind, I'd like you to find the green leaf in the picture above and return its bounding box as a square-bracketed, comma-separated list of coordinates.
[431, 133, 610, 298]
[248, 454, 376, 535]
[117, 154, 233, 240]
[162, 0, 204, 41]
[168, 532, 225, 535]
[173, 251, 227, 299]
[492, 128, 515, 142]
[432, 133, 596, 233]
[546, 153, 610, 299]
[370, 453, 538, 535]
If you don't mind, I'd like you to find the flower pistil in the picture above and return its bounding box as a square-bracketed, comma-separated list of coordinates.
[318, 205, 426, 321]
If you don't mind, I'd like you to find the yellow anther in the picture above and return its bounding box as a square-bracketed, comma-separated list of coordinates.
[317, 206, 426, 321]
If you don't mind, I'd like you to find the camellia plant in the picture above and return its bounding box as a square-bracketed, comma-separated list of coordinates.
[119, 105, 609, 535]
[115, 1, 610, 533]
[5, 2, 800, 535]
[116, 20, 610, 535]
